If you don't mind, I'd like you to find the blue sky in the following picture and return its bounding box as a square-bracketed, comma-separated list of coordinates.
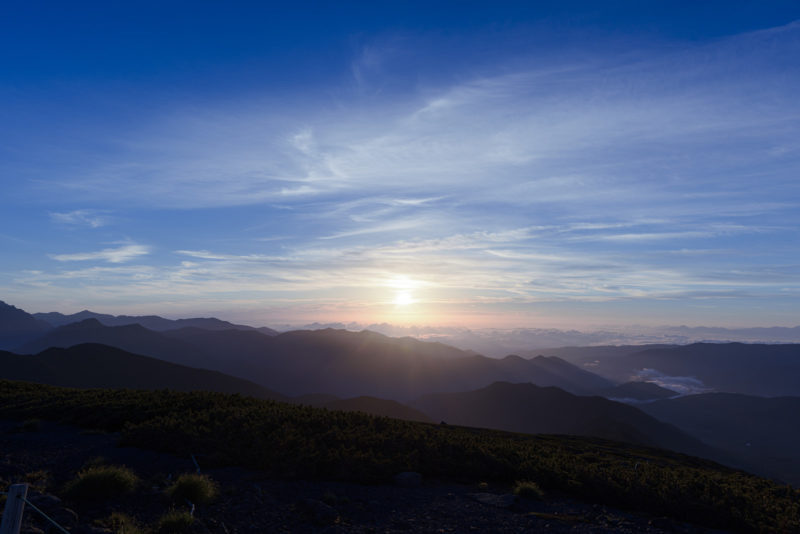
[2, 1, 799, 328]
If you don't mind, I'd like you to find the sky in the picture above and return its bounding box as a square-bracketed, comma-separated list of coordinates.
[1, 1, 800, 329]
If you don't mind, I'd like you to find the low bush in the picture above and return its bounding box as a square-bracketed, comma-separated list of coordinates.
[513, 480, 545, 500]
[166, 473, 218, 504]
[96, 512, 144, 534]
[63, 465, 139, 501]
[157, 509, 194, 533]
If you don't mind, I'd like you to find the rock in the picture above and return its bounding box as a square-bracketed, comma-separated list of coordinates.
[298, 498, 339, 526]
[468, 492, 517, 509]
[393, 471, 423, 488]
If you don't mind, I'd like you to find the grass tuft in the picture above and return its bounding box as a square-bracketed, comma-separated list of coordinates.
[157, 509, 194, 533]
[95, 512, 145, 534]
[166, 473, 218, 504]
[64, 465, 139, 501]
[513, 480, 545, 500]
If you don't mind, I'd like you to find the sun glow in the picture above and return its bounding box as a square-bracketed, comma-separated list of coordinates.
[393, 290, 415, 307]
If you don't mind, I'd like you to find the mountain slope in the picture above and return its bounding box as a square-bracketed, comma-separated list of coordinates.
[0, 343, 286, 400]
[528, 355, 615, 391]
[322, 396, 433, 422]
[641, 393, 800, 484]
[15, 319, 211, 368]
[601, 381, 678, 401]
[0, 300, 52, 350]
[3, 380, 797, 533]
[412, 382, 714, 457]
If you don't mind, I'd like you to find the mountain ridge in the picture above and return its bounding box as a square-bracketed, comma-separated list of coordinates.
[16, 320, 617, 399]
[0, 343, 286, 400]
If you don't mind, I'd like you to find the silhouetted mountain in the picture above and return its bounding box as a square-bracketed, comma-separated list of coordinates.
[15, 319, 209, 368]
[641, 393, 800, 484]
[33, 309, 278, 335]
[322, 396, 433, 423]
[535, 345, 677, 377]
[0, 343, 286, 400]
[240, 330, 617, 398]
[601, 381, 679, 401]
[0, 300, 52, 350]
[528, 355, 615, 391]
[412, 382, 714, 457]
[16, 321, 613, 399]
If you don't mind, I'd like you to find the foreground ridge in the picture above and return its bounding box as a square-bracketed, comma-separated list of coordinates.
[0, 380, 797, 533]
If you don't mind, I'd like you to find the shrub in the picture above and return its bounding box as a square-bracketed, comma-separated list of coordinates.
[513, 480, 545, 500]
[64, 465, 139, 501]
[96, 512, 144, 534]
[166, 473, 218, 504]
[157, 509, 194, 533]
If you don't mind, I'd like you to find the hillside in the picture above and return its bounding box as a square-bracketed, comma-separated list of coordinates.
[0, 380, 796, 533]
[0, 300, 51, 349]
[601, 381, 678, 401]
[412, 382, 712, 457]
[641, 393, 800, 485]
[0, 343, 286, 400]
[322, 396, 433, 422]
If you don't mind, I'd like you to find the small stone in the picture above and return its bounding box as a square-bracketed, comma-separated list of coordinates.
[468, 492, 517, 508]
[393, 471, 423, 488]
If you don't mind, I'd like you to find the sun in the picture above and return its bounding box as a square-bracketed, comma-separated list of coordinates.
[393, 290, 415, 307]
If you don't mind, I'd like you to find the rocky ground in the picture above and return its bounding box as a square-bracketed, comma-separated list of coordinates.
[0, 420, 732, 533]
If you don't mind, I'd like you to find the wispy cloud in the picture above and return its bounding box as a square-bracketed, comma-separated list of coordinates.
[27, 21, 799, 217]
[50, 209, 110, 228]
[50, 244, 150, 264]
[3, 19, 800, 326]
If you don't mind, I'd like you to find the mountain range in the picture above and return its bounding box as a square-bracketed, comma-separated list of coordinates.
[3, 299, 800, 485]
[33, 308, 279, 335]
[14, 318, 615, 399]
[0, 343, 286, 400]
